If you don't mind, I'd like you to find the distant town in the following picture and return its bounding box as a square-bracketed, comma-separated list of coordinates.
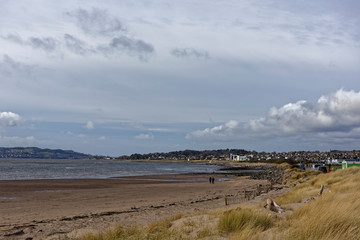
[0, 147, 359, 162]
[117, 149, 360, 162]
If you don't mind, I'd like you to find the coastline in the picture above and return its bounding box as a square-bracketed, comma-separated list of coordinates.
[0, 173, 278, 240]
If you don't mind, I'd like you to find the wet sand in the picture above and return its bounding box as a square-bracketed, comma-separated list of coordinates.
[0, 174, 270, 240]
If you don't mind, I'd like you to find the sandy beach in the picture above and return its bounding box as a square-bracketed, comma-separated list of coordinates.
[0, 174, 279, 240]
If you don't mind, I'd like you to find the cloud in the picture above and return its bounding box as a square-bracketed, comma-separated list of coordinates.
[65, 8, 126, 36]
[187, 120, 240, 141]
[110, 37, 154, 54]
[2, 8, 154, 61]
[67, 131, 87, 138]
[2, 34, 58, 52]
[28, 37, 58, 52]
[0, 112, 21, 127]
[1, 34, 24, 44]
[187, 89, 360, 141]
[0, 55, 35, 77]
[170, 48, 210, 59]
[98, 36, 155, 61]
[64, 34, 90, 55]
[66, 8, 154, 60]
[84, 121, 94, 130]
[127, 122, 175, 133]
[98, 136, 106, 140]
[249, 89, 360, 134]
[134, 133, 154, 140]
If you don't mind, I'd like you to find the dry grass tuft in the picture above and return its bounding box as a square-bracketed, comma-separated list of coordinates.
[218, 208, 274, 234]
[82, 225, 145, 240]
[282, 167, 321, 186]
[196, 226, 214, 238]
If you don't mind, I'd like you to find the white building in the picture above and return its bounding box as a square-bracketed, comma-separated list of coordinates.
[230, 154, 248, 161]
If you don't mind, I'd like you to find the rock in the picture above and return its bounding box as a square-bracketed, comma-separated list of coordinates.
[250, 166, 284, 185]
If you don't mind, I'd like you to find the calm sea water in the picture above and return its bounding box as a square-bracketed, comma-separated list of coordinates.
[0, 159, 220, 180]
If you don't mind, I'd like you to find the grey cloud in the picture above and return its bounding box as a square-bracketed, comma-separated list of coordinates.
[2, 9, 153, 61]
[187, 89, 360, 141]
[99, 36, 154, 61]
[110, 36, 154, 53]
[2, 34, 24, 44]
[65, 8, 155, 61]
[0, 112, 21, 127]
[2, 34, 58, 52]
[29, 37, 57, 51]
[66, 8, 126, 36]
[171, 48, 210, 59]
[64, 34, 89, 55]
[0, 55, 34, 77]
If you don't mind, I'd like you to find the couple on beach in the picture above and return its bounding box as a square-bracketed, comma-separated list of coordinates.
[209, 177, 215, 184]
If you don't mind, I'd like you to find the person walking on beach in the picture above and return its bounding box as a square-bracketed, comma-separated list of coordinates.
[211, 177, 215, 184]
[209, 177, 212, 184]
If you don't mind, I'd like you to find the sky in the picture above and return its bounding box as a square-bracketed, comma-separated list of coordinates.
[0, 0, 359, 156]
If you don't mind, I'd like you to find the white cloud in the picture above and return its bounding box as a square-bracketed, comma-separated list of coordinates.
[98, 136, 106, 140]
[85, 121, 94, 130]
[67, 131, 87, 138]
[134, 133, 154, 140]
[249, 89, 360, 134]
[127, 122, 176, 133]
[0, 112, 21, 127]
[187, 89, 360, 141]
[187, 120, 240, 141]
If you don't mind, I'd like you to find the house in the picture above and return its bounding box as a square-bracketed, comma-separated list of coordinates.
[230, 154, 248, 161]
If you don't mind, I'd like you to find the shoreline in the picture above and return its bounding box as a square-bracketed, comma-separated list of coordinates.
[0, 173, 275, 240]
[0, 159, 223, 181]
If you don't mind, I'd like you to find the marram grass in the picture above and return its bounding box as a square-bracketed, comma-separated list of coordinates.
[274, 168, 360, 240]
[218, 208, 274, 234]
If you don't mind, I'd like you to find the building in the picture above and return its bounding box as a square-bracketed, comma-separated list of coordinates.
[342, 160, 360, 169]
[230, 154, 248, 161]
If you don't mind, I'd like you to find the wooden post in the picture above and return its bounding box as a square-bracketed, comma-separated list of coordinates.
[318, 184, 324, 196]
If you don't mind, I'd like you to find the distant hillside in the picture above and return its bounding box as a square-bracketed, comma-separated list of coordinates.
[0, 147, 93, 159]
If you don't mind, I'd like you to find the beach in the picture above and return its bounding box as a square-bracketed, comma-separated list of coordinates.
[0, 174, 277, 240]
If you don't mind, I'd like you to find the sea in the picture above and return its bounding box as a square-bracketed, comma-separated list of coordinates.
[0, 158, 221, 180]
